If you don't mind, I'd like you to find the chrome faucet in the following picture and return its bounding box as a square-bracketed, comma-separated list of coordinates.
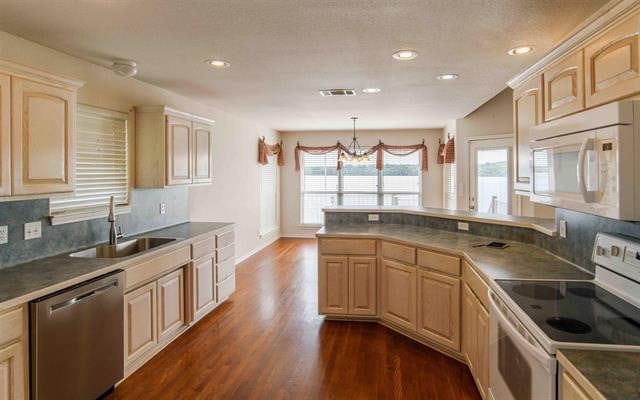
[108, 196, 124, 246]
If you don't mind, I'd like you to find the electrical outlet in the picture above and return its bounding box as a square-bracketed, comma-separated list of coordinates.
[0, 226, 7, 245]
[368, 214, 379, 222]
[458, 222, 469, 231]
[159, 203, 166, 215]
[559, 219, 567, 239]
[24, 221, 42, 240]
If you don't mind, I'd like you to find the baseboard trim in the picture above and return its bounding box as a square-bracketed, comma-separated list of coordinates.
[236, 234, 281, 264]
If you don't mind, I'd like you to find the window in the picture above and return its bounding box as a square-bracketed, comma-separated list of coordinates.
[259, 155, 278, 236]
[300, 150, 422, 225]
[50, 105, 130, 224]
[444, 162, 457, 210]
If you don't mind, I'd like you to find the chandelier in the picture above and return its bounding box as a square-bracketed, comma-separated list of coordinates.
[339, 117, 370, 163]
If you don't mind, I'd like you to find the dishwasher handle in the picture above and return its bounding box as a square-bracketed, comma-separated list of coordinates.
[50, 280, 118, 313]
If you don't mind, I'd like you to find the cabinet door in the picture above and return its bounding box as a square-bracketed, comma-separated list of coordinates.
[513, 75, 543, 191]
[11, 77, 75, 195]
[192, 122, 213, 183]
[0, 342, 26, 400]
[192, 255, 216, 321]
[476, 302, 490, 399]
[462, 284, 477, 370]
[157, 268, 185, 342]
[381, 259, 416, 331]
[319, 256, 349, 314]
[561, 371, 594, 400]
[125, 282, 157, 364]
[417, 269, 460, 351]
[0, 74, 9, 197]
[543, 50, 585, 121]
[165, 115, 192, 185]
[348, 257, 377, 316]
[585, 12, 640, 108]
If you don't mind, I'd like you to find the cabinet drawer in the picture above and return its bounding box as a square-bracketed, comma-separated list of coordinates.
[462, 261, 489, 309]
[319, 239, 376, 256]
[217, 244, 234, 263]
[191, 236, 215, 260]
[216, 230, 234, 249]
[216, 258, 235, 283]
[217, 274, 236, 301]
[126, 246, 191, 290]
[381, 241, 416, 264]
[417, 249, 461, 276]
[0, 307, 23, 347]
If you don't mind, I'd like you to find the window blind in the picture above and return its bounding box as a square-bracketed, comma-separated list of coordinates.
[444, 162, 457, 210]
[260, 155, 278, 235]
[50, 105, 129, 216]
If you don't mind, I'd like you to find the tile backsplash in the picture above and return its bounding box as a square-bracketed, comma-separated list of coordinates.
[0, 188, 189, 268]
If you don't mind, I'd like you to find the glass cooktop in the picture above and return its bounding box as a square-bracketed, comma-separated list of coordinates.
[496, 280, 640, 345]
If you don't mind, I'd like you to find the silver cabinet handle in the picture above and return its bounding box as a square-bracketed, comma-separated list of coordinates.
[50, 280, 118, 313]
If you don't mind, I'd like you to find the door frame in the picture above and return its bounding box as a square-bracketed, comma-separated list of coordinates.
[465, 134, 514, 214]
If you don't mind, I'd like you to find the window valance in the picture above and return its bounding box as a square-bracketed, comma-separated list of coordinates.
[258, 137, 284, 166]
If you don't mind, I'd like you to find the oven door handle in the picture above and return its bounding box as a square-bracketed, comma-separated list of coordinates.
[577, 137, 596, 203]
[489, 294, 555, 373]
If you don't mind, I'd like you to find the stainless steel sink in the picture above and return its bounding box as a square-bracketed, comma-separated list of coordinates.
[69, 237, 177, 259]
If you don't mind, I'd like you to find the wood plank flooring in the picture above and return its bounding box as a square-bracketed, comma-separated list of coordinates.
[108, 238, 481, 400]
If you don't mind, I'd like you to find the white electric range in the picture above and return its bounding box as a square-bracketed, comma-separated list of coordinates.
[488, 232, 640, 400]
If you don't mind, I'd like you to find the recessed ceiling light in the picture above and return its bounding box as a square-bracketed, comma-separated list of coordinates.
[436, 73, 459, 81]
[362, 88, 382, 94]
[392, 50, 418, 60]
[205, 59, 230, 68]
[508, 46, 534, 56]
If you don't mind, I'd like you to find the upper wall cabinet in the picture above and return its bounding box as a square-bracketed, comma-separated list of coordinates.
[0, 60, 83, 197]
[0, 74, 9, 197]
[584, 11, 640, 108]
[513, 75, 543, 192]
[543, 50, 585, 121]
[135, 106, 214, 188]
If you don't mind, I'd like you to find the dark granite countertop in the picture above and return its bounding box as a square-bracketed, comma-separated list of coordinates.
[0, 221, 233, 311]
[317, 224, 593, 282]
[558, 349, 640, 400]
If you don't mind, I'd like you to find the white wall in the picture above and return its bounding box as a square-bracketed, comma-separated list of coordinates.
[0, 30, 279, 260]
[280, 129, 443, 237]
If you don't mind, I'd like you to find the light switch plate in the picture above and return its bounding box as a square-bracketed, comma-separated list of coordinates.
[24, 221, 42, 240]
[159, 203, 166, 215]
[458, 222, 469, 231]
[368, 214, 379, 222]
[0, 226, 7, 244]
[559, 219, 567, 239]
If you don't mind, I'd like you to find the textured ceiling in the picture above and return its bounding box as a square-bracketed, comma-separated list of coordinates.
[0, 0, 608, 131]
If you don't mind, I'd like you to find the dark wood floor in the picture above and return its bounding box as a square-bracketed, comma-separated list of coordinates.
[109, 238, 481, 400]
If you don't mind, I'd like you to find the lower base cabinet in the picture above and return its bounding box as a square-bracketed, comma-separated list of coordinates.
[318, 256, 376, 316]
[381, 259, 417, 330]
[348, 257, 377, 316]
[125, 282, 158, 365]
[157, 269, 186, 342]
[192, 254, 216, 322]
[463, 283, 489, 399]
[417, 269, 461, 351]
[0, 342, 26, 400]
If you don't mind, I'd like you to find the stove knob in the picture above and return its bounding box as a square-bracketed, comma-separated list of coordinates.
[610, 245, 621, 257]
[596, 245, 606, 256]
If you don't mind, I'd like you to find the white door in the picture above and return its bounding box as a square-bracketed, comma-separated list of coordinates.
[469, 138, 513, 215]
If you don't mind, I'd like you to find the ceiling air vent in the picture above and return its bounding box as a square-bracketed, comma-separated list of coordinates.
[319, 89, 357, 97]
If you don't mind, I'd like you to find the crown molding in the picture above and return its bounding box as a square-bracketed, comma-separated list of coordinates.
[507, 0, 640, 88]
[0, 59, 84, 89]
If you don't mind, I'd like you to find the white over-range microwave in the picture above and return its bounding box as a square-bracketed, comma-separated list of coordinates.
[529, 100, 640, 221]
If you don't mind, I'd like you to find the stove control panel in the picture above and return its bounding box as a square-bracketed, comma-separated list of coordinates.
[593, 233, 640, 283]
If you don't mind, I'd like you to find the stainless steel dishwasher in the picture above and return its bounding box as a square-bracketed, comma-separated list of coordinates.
[30, 270, 124, 400]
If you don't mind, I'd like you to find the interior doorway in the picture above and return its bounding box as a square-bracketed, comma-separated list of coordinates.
[469, 137, 513, 215]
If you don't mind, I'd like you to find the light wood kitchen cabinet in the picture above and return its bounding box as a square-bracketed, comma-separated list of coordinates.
[192, 254, 216, 321]
[417, 269, 460, 351]
[584, 11, 640, 108]
[157, 268, 186, 342]
[0, 74, 9, 197]
[462, 284, 477, 370]
[166, 115, 192, 185]
[125, 281, 158, 364]
[135, 106, 214, 188]
[348, 257, 377, 316]
[543, 50, 585, 121]
[319, 256, 349, 315]
[512, 75, 543, 192]
[11, 77, 77, 195]
[0, 342, 26, 400]
[463, 280, 490, 399]
[381, 259, 416, 331]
